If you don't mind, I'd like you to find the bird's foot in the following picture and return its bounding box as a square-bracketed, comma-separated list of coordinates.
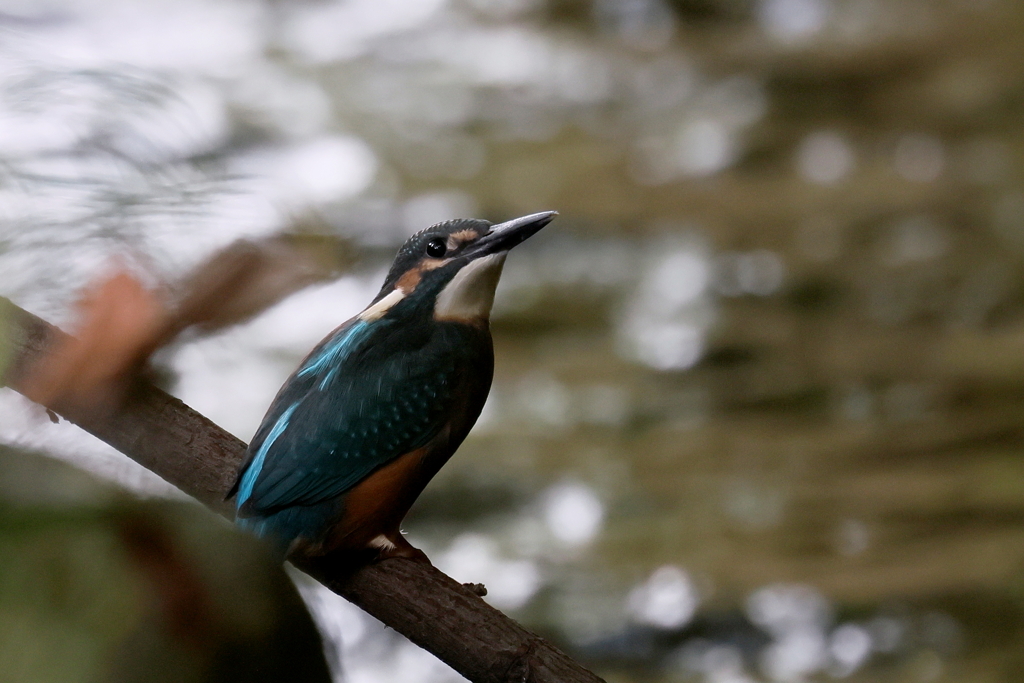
[369, 533, 432, 565]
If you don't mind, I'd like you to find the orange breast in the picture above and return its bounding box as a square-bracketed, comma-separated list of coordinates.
[322, 442, 435, 553]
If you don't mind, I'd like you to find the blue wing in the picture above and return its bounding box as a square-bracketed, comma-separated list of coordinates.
[233, 316, 462, 518]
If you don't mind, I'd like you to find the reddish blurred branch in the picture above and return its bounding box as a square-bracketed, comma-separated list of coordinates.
[1, 299, 606, 683]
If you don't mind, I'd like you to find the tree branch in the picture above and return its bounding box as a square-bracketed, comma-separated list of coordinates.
[1, 299, 605, 683]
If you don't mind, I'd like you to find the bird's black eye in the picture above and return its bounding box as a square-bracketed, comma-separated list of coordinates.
[425, 238, 447, 258]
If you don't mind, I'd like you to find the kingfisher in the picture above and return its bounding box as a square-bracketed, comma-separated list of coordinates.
[229, 211, 557, 561]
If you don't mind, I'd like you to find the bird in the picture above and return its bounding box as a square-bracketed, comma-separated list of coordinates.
[229, 211, 557, 561]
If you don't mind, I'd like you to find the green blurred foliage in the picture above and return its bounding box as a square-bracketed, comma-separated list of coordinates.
[0, 447, 330, 683]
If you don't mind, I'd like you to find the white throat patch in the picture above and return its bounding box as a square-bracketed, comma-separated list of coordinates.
[434, 253, 507, 322]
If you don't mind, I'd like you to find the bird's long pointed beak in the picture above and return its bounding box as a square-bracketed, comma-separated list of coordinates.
[469, 211, 558, 257]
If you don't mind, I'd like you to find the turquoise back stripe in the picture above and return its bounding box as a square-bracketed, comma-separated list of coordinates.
[237, 402, 299, 508]
[297, 320, 370, 383]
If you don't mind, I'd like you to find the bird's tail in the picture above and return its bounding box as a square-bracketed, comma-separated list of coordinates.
[234, 500, 339, 558]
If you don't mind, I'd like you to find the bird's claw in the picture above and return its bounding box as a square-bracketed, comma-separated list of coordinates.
[375, 536, 432, 565]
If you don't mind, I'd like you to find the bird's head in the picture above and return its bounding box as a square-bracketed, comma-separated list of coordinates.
[361, 211, 557, 325]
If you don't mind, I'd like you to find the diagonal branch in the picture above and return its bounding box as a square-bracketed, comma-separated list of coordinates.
[1, 299, 606, 683]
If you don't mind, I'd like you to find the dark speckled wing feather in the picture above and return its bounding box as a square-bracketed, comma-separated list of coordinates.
[234, 316, 465, 517]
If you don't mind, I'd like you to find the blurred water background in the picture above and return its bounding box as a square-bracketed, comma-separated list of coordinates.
[1, 0, 1024, 681]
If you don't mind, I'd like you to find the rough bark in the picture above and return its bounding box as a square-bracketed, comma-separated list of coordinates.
[0, 299, 606, 683]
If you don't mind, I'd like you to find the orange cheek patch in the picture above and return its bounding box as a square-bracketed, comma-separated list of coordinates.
[397, 269, 421, 292]
[397, 258, 447, 294]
